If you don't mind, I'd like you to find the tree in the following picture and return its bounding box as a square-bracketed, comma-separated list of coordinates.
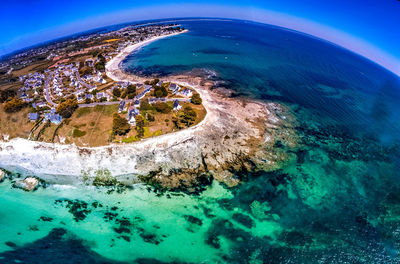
[0, 89, 17, 103]
[140, 100, 154, 111]
[3, 97, 25, 113]
[146, 113, 155, 122]
[135, 115, 145, 138]
[154, 102, 171, 113]
[191, 93, 202, 105]
[112, 113, 130, 135]
[173, 106, 197, 129]
[112, 88, 121, 98]
[126, 84, 136, 95]
[95, 62, 105, 72]
[154, 86, 167, 98]
[182, 106, 197, 126]
[56, 98, 78, 118]
[79, 66, 92, 76]
[85, 98, 92, 104]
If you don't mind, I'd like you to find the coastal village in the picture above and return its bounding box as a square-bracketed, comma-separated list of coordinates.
[0, 23, 205, 146]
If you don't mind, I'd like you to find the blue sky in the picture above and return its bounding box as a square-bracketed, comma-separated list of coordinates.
[1, 0, 399, 75]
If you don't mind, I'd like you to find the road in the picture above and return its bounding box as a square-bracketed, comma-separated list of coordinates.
[75, 71, 95, 90]
[78, 101, 122, 108]
[43, 72, 58, 107]
[78, 97, 189, 108]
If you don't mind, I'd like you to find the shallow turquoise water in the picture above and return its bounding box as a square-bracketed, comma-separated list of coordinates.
[1, 19, 400, 263]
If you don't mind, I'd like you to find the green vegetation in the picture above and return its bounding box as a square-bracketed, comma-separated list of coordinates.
[92, 169, 119, 187]
[123, 84, 136, 99]
[191, 92, 202, 105]
[94, 54, 106, 72]
[76, 107, 92, 118]
[72, 128, 86, 138]
[173, 106, 197, 129]
[112, 88, 121, 97]
[79, 66, 92, 76]
[135, 115, 145, 138]
[3, 97, 25, 113]
[154, 102, 172, 113]
[140, 100, 154, 111]
[112, 113, 130, 135]
[122, 136, 139, 143]
[146, 113, 155, 122]
[154, 85, 168, 98]
[143, 127, 152, 138]
[56, 98, 78, 118]
[0, 90, 17, 103]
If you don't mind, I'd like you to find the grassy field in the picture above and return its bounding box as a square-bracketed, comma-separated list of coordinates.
[0, 106, 32, 139]
[55, 104, 118, 147]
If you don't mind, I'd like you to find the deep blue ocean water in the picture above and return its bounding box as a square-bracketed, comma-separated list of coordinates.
[1, 19, 400, 263]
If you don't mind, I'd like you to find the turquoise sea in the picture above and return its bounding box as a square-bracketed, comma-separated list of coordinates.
[1, 19, 400, 263]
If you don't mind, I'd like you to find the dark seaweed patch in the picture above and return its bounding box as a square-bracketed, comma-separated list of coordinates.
[184, 215, 203, 226]
[5, 241, 17, 248]
[0, 228, 124, 263]
[232, 213, 254, 228]
[39, 216, 53, 222]
[54, 199, 92, 222]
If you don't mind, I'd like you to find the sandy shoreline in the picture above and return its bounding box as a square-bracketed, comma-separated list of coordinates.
[106, 30, 189, 83]
[105, 29, 215, 145]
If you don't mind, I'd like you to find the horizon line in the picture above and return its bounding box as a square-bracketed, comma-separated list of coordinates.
[1, 5, 399, 76]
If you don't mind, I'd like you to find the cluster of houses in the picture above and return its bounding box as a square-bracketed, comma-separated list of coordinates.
[114, 81, 194, 127]
[19, 72, 45, 103]
[28, 108, 62, 124]
[5, 24, 189, 132]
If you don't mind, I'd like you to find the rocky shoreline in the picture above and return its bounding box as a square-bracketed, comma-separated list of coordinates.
[0, 32, 299, 191]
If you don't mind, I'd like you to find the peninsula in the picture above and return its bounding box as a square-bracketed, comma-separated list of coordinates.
[0, 22, 298, 190]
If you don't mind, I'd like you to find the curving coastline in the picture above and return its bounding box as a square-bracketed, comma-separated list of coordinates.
[0, 31, 299, 190]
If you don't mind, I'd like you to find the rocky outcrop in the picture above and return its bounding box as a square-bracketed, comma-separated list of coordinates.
[0, 170, 4, 181]
[14, 177, 39, 191]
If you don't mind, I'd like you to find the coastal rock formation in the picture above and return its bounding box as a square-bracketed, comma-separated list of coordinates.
[13, 177, 39, 191]
[0, 170, 4, 181]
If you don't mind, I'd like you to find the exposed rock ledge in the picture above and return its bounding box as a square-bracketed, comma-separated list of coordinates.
[0, 77, 298, 190]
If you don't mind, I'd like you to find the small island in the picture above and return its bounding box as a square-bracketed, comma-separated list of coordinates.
[0, 24, 205, 146]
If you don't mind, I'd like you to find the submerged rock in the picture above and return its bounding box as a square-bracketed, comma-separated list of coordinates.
[14, 177, 39, 191]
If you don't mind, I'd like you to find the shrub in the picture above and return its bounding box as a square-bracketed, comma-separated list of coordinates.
[140, 100, 154, 111]
[112, 113, 130, 135]
[56, 98, 78, 118]
[146, 113, 155, 122]
[72, 128, 86, 138]
[92, 169, 119, 187]
[191, 93, 202, 105]
[154, 102, 171, 113]
[135, 115, 145, 138]
[126, 84, 136, 95]
[3, 97, 25, 113]
[122, 136, 139, 143]
[173, 106, 197, 129]
[154, 86, 167, 98]
[0, 90, 17, 103]
[112, 88, 121, 97]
